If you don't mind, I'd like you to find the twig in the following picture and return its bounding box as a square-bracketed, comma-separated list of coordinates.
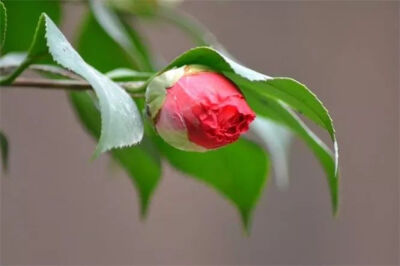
[3, 78, 146, 98]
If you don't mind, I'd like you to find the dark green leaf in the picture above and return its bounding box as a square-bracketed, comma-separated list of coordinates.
[77, 3, 153, 73]
[0, 131, 8, 173]
[69, 92, 161, 216]
[89, 0, 153, 71]
[74, 11, 161, 215]
[77, 12, 132, 73]
[1, 0, 60, 54]
[227, 73, 336, 140]
[0, 1, 6, 50]
[155, 136, 269, 231]
[0, 13, 47, 84]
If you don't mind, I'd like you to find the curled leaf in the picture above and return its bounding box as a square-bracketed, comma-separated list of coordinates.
[1, 14, 144, 156]
[157, 47, 339, 214]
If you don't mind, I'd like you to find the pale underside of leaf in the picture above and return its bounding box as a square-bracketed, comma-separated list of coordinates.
[1, 14, 144, 157]
[246, 92, 339, 214]
[0, 52, 25, 66]
[251, 117, 293, 189]
[44, 16, 143, 156]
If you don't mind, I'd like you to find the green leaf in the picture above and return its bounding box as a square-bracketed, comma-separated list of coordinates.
[0, 1, 6, 50]
[157, 46, 339, 214]
[0, 131, 8, 173]
[74, 10, 161, 215]
[0, 13, 48, 84]
[251, 117, 293, 189]
[69, 92, 161, 216]
[0, 52, 81, 80]
[160, 17, 295, 190]
[163, 47, 335, 140]
[89, 0, 153, 71]
[45, 16, 143, 156]
[155, 136, 269, 231]
[1, 14, 144, 156]
[77, 2, 153, 73]
[162, 47, 334, 138]
[227, 73, 336, 140]
[77, 12, 132, 73]
[246, 91, 339, 214]
[1, 0, 60, 54]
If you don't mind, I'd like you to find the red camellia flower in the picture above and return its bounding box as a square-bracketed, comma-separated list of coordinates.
[145, 65, 255, 151]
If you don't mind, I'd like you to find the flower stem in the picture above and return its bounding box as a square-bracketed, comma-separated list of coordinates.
[3, 78, 146, 97]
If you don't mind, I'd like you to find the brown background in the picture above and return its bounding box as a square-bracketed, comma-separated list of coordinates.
[1, 1, 399, 265]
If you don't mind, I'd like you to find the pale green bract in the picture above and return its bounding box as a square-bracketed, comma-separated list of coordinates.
[145, 66, 206, 152]
[44, 16, 143, 156]
[145, 66, 184, 119]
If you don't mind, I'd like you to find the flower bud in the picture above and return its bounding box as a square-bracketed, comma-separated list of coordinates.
[145, 65, 255, 152]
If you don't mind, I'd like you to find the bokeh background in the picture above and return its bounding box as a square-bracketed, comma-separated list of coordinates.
[1, 1, 398, 265]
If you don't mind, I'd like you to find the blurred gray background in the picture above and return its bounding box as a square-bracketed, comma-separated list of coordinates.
[1, 1, 399, 265]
